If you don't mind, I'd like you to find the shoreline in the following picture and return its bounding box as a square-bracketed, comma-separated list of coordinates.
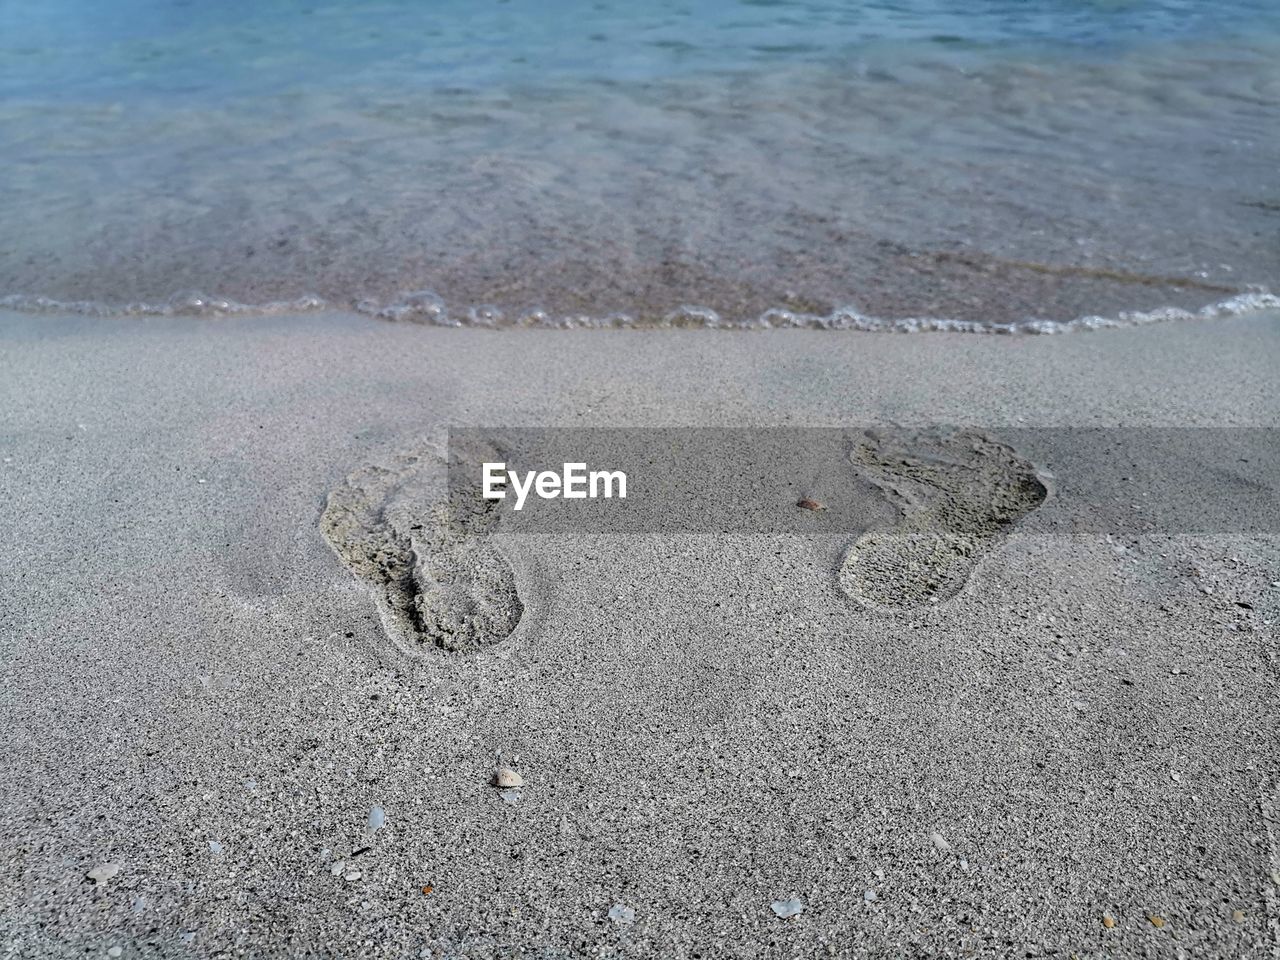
[2, 288, 1277, 335]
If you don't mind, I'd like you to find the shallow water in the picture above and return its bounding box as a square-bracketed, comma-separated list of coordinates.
[2, 0, 1278, 327]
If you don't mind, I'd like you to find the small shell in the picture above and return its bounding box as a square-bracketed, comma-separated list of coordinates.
[1148, 915, 1165, 929]
[86, 863, 121, 885]
[492, 768, 524, 789]
[1102, 913, 1116, 929]
[771, 898, 804, 919]
[796, 498, 826, 511]
[608, 903, 636, 924]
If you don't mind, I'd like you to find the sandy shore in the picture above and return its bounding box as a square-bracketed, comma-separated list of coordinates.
[2, 310, 1278, 959]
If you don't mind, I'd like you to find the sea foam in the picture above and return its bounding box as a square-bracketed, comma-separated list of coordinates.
[2, 288, 1277, 335]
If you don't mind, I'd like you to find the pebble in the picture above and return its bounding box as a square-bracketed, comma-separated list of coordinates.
[344, 870, 362, 882]
[500, 788, 521, 806]
[492, 768, 523, 789]
[1232, 909, 1246, 923]
[930, 832, 952, 854]
[771, 898, 804, 919]
[1102, 912, 1116, 929]
[86, 863, 120, 885]
[607, 903, 636, 924]
[367, 806, 386, 833]
[863, 889, 877, 903]
[208, 840, 224, 856]
[330, 861, 346, 877]
[107, 948, 122, 958]
[1148, 915, 1165, 928]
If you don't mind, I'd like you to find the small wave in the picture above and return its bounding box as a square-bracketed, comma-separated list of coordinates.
[2, 287, 1277, 334]
[0, 291, 331, 318]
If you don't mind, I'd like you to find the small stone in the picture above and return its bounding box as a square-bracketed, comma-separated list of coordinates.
[367, 806, 386, 833]
[796, 498, 826, 511]
[86, 863, 120, 885]
[1170, 772, 1181, 782]
[863, 889, 877, 903]
[330, 861, 346, 876]
[1102, 912, 1116, 929]
[1232, 909, 1246, 923]
[771, 898, 804, 919]
[500, 788, 521, 806]
[492, 768, 523, 789]
[608, 903, 636, 924]
[208, 840, 224, 856]
[930, 832, 952, 854]
[107, 948, 122, 959]
[1148, 915, 1165, 928]
[344, 870, 362, 882]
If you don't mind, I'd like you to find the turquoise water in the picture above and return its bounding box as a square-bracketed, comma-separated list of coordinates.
[2, 1, 1278, 326]
[4, 0, 1275, 99]
[5, 0, 1274, 99]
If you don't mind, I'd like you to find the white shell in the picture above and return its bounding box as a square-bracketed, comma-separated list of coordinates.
[87, 863, 121, 884]
[771, 898, 804, 918]
[492, 768, 524, 789]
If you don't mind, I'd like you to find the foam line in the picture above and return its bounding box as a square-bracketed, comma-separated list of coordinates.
[2, 288, 1276, 334]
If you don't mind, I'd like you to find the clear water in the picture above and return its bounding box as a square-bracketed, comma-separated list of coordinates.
[4, 0, 1272, 100]
[2, 0, 1278, 327]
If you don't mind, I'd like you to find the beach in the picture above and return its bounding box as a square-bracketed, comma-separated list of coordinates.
[4, 4, 1280, 954]
[3, 310, 1278, 957]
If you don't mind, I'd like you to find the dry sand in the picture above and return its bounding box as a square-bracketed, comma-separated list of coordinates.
[2, 310, 1279, 959]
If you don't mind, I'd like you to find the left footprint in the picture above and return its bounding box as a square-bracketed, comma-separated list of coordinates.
[321, 439, 523, 656]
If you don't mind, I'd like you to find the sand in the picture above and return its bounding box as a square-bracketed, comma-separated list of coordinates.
[2, 309, 1279, 959]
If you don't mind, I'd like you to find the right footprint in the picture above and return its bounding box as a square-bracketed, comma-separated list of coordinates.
[838, 428, 1049, 611]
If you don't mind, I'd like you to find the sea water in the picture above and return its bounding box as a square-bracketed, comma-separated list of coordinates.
[2, 0, 1278, 329]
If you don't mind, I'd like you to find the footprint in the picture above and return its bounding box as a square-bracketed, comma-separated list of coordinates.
[838, 428, 1048, 611]
[320, 438, 523, 655]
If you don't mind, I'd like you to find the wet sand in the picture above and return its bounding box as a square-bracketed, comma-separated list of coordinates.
[2, 310, 1279, 958]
